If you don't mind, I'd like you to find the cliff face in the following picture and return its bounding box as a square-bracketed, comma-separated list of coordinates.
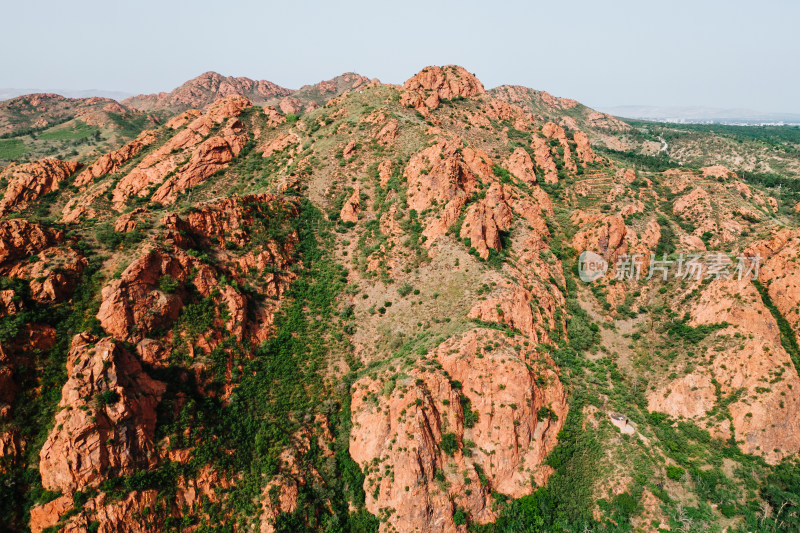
[39, 334, 167, 493]
[1, 66, 799, 533]
[351, 330, 566, 532]
[0, 159, 81, 215]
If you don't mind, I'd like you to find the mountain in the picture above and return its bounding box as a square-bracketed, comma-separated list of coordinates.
[121, 71, 374, 115]
[122, 71, 292, 112]
[0, 93, 134, 137]
[0, 72, 374, 167]
[0, 65, 799, 533]
[0, 88, 134, 102]
[0, 94, 158, 165]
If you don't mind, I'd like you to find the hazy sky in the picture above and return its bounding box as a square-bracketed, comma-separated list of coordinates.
[2, 0, 798, 113]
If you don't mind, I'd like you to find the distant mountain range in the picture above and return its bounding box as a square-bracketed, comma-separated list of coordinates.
[4, 86, 799, 126]
[0, 88, 135, 101]
[598, 105, 800, 125]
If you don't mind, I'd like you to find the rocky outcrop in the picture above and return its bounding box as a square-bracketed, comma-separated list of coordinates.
[572, 213, 628, 261]
[375, 120, 399, 146]
[263, 133, 299, 157]
[672, 185, 744, 244]
[0, 219, 60, 263]
[164, 194, 298, 287]
[278, 96, 304, 115]
[459, 183, 513, 259]
[404, 137, 487, 241]
[113, 208, 148, 233]
[150, 117, 248, 204]
[0, 159, 81, 215]
[99, 195, 297, 352]
[39, 334, 166, 492]
[0, 93, 137, 137]
[0, 219, 86, 302]
[504, 147, 537, 184]
[340, 186, 361, 223]
[111, 95, 251, 209]
[96, 248, 190, 341]
[542, 122, 576, 172]
[401, 65, 485, 112]
[573, 131, 597, 164]
[74, 130, 158, 186]
[350, 329, 566, 533]
[747, 230, 800, 342]
[29, 494, 73, 533]
[648, 277, 800, 464]
[31, 490, 163, 533]
[531, 136, 558, 184]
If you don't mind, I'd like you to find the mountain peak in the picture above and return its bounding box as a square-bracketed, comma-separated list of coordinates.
[400, 65, 484, 112]
[122, 72, 291, 112]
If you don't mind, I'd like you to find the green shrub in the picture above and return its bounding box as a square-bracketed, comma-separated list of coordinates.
[453, 507, 467, 525]
[397, 283, 413, 297]
[96, 390, 120, 406]
[440, 432, 458, 456]
[158, 275, 180, 294]
[666, 465, 685, 481]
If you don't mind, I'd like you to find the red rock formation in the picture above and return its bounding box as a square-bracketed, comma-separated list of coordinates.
[747, 229, 800, 342]
[459, 183, 513, 259]
[673, 186, 743, 244]
[542, 122, 576, 172]
[96, 248, 197, 341]
[113, 208, 148, 233]
[0, 93, 136, 137]
[73, 130, 157, 186]
[263, 133, 299, 157]
[0, 219, 60, 263]
[572, 213, 628, 261]
[165, 109, 203, 129]
[573, 130, 597, 164]
[340, 186, 361, 223]
[39, 334, 166, 492]
[648, 277, 800, 464]
[400, 65, 485, 113]
[375, 120, 399, 146]
[404, 137, 487, 241]
[350, 329, 566, 533]
[123, 71, 291, 112]
[0, 159, 81, 215]
[29, 494, 73, 533]
[262, 105, 286, 127]
[150, 117, 248, 204]
[0, 219, 86, 302]
[32, 489, 164, 533]
[377, 159, 393, 187]
[111, 96, 251, 209]
[531, 136, 558, 184]
[504, 147, 537, 184]
[100, 195, 297, 349]
[279, 96, 304, 115]
[342, 139, 358, 160]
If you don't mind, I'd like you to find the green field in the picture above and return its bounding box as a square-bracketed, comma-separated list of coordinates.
[0, 138, 29, 160]
[37, 121, 100, 141]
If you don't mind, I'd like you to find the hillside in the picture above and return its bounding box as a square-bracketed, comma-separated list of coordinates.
[0, 65, 799, 533]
